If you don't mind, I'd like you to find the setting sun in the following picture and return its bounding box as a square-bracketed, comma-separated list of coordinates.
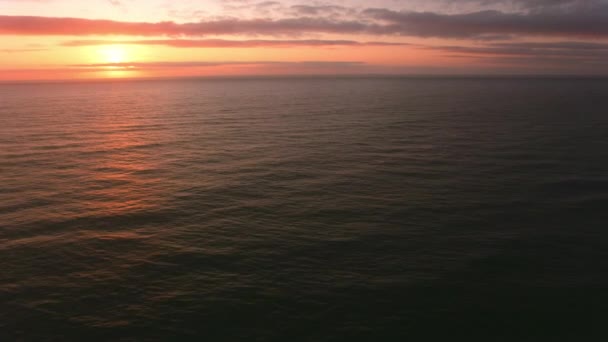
[100, 45, 127, 64]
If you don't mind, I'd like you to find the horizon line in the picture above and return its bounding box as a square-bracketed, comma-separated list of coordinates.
[2, 73, 608, 85]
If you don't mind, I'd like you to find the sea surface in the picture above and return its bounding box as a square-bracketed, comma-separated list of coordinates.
[1, 77, 608, 341]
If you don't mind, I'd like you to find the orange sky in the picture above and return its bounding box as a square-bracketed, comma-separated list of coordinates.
[1, 0, 607, 80]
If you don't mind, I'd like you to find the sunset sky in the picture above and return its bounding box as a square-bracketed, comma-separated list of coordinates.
[1, 0, 607, 80]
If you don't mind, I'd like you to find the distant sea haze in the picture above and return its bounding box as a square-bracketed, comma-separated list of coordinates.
[1, 77, 608, 341]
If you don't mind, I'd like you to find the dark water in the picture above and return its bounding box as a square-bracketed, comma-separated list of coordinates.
[1, 77, 608, 341]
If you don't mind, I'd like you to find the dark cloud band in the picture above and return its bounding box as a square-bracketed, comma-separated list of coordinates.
[1, 1, 607, 39]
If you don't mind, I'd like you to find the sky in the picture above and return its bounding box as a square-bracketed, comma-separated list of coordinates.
[1, 0, 608, 80]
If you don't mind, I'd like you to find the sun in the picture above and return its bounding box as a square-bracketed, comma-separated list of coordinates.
[100, 45, 128, 64]
[91, 45, 141, 78]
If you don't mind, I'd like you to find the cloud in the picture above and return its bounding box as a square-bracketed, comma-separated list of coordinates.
[68, 60, 367, 69]
[61, 38, 407, 48]
[1, 1, 608, 40]
[428, 40, 608, 70]
[432, 41, 608, 57]
[0, 15, 371, 36]
[362, 5, 608, 38]
[0, 48, 46, 53]
[448, 0, 601, 10]
[288, 5, 355, 17]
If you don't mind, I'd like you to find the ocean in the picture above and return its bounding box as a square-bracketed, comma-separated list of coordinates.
[1, 77, 608, 341]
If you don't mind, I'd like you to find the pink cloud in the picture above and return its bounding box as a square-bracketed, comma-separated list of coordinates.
[61, 39, 407, 48]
